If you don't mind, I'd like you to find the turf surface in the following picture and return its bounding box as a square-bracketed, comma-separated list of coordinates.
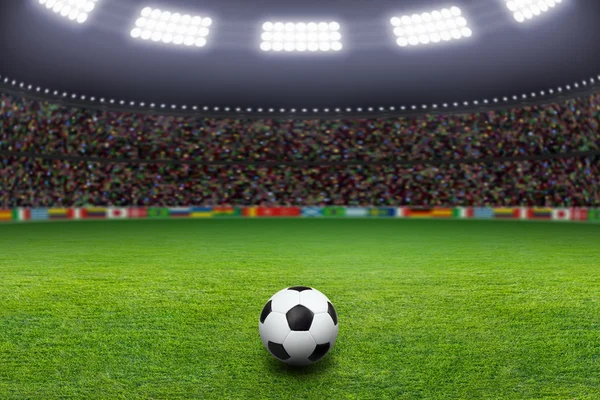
[0, 219, 599, 399]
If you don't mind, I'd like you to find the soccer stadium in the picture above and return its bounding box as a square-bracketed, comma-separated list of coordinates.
[1, 0, 599, 398]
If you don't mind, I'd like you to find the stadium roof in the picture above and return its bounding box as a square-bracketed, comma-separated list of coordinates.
[0, 0, 599, 118]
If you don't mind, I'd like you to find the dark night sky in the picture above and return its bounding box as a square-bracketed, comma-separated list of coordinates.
[0, 0, 599, 117]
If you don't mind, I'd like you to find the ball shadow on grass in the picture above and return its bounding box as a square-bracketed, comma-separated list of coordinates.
[264, 353, 336, 377]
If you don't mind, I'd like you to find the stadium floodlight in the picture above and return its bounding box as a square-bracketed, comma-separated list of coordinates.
[505, 0, 563, 23]
[260, 21, 343, 52]
[390, 6, 472, 47]
[130, 7, 212, 48]
[38, 0, 98, 24]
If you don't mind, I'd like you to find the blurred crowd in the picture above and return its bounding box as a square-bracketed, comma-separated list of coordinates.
[1, 157, 598, 207]
[1, 92, 599, 207]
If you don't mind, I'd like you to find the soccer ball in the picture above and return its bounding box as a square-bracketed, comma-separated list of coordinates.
[259, 286, 338, 366]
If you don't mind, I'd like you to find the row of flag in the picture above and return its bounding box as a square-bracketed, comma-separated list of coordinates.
[1, 207, 599, 222]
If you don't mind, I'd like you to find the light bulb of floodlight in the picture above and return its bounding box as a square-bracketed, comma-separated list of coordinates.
[318, 22, 328, 31]
[274, 22, 284, 31]
[296, 42, 307, 51]
[401, 16, 411, 25]
[76, 11, 87, 22]
[329, 21, 339, 31]
[131, 28, 141, 38]
[319, 42, 331, 51]
[391, 17, 400, 26]
[461, 27, 472, 37]
[307, 22, 317, 31]
[184, 36, 194, 46]
[162, 33, 173, 43]
[272, 42, 283, 51]
[84, 1, 94, 13]
[195, 37, 207, 47]
[308, 42, 319, 51]
[173, 35, 184, 45]
[284, 42, 295, 51]
[285, 22, 295, 31]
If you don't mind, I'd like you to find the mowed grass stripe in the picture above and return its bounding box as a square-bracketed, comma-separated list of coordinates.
[0, 219, 599, 399]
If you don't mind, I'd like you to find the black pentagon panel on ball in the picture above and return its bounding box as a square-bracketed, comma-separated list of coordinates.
[288, 286, 312, 292]
[268, 341, 290, 360]
[260, 300, 272, 324]
[327, 301, 338, 325]
[286, 305, 314, 331]
[308, 343, 330, 362]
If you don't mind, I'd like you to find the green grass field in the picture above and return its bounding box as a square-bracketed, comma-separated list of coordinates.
[0, 219, 599, 399]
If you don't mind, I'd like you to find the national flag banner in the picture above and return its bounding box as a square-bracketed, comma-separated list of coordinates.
[107, 207, 128, 219]
[48, 208, 73, 220]
[571, 208, 588, 221]
[190, 207, 213, 218]
[369, 207, 396, 217]
[455, 207, 473, 218]
[128, 208, 148, 219]
[31, 208, 49, 221]
[405, 208, 435, 218]
[18, 208, 31, 221]
[148, 207, 170, 218]
[73, 208, 82, 220]
[493, 208, 520, 219]
[169, 207, 191, 218]
[0, 209, 13, 221]
[527, 208, 553, 220]
[346, 207, 368, 217]
[588, 209, 600, 222]
[213, 207, 241, 217]
[404, 208, 453, 218]
[520, 207, 528, 220]
[395, 207, 407, 218]
[302, 207, 322, 217]
[473, 207, 494, 219]
[243, 207, 258, 217]
[322, 207, 346, 217]
[432, 208, 454, 218]
[551, 208, 571, 221]
[257, 207, 301, 217]
[82, 207, 107, 219]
